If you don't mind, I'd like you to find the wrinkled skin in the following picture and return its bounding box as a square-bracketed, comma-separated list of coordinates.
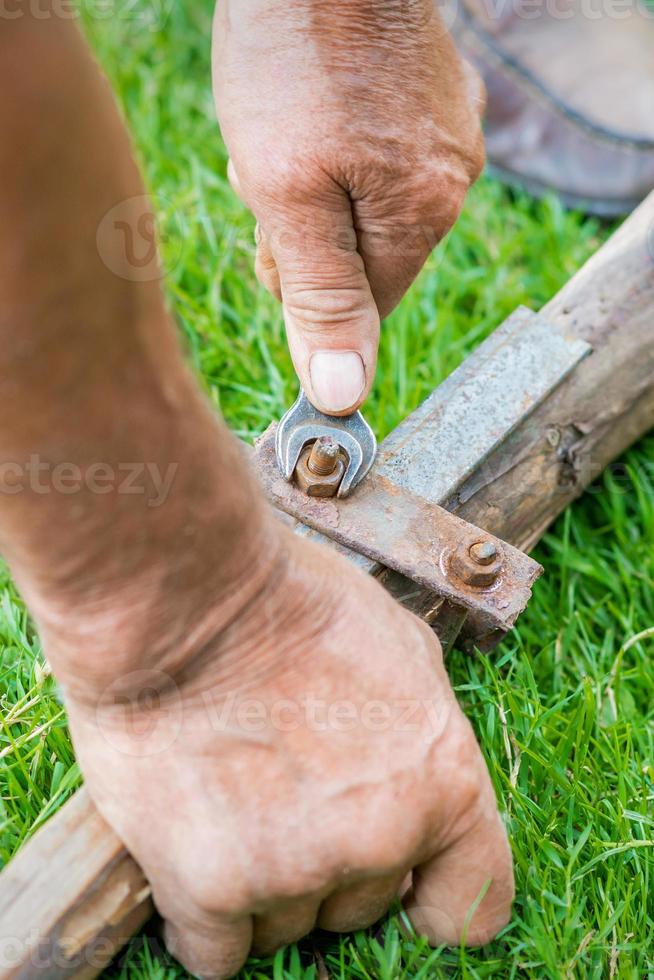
[213, 0, 485, 414]
[63, 522, 513, 980]
[0, 9, 510, 980]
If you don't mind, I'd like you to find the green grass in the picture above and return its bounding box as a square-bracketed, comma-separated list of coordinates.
[1, 3, 653, 978]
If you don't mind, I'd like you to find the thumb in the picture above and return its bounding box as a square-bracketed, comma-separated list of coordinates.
[266, 192, 380, 416]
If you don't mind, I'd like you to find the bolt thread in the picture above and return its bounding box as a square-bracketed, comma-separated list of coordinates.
[308, 437, 340, 476]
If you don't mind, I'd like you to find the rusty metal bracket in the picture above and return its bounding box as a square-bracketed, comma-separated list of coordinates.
[256, 429, 541, 635]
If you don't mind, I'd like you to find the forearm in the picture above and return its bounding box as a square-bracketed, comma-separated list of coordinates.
[215, 0, 459, 119]
[218, 0, 441, 41]
[0, 13, 274, 694]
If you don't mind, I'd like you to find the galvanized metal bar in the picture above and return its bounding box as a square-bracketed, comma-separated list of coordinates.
[374, 307, 591, 507]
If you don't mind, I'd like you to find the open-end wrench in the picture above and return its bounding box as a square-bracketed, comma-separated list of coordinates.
[275, 390, 377, 498]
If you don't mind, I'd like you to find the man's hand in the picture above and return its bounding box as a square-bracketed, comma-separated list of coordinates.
[0, 16, 508, 980]
[213, 0, 485, 414]
[61, 521, 513, 980]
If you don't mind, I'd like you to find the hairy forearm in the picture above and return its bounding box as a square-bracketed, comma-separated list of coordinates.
[215, 0, 469, 178]
[217, 0, 448, 75]
[223, 0, 438, 31]
[0, 13, 274, 693]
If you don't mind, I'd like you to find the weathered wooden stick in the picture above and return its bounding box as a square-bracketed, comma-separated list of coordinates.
[460, 196, 654, 551]
[370, 192, 654, 644]
[0, 789, 153, 978]
[1, 192, 653, 978]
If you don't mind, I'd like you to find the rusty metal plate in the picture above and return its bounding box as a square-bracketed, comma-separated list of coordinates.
[255, 429, 542, 634]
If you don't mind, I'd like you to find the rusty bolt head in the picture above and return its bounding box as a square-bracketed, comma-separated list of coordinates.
[449, 538, 503, 588]
[294, 441, 346, 497]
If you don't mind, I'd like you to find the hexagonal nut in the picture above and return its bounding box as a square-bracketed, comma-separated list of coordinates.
[448, 538, 503, 588]
[294, 445, 346, 497]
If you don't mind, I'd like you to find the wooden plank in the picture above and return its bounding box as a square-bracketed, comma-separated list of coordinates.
[459, 193, 654, 551]
[0, 790, 152, 978]
[1, 191, 653, 977]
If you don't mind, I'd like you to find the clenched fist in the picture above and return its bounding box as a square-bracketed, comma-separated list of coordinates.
[62, 521, 513, 980]
[213, 0, 485, 414]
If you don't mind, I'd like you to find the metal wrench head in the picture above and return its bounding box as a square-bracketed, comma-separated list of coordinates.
[275, 390, 377, 498]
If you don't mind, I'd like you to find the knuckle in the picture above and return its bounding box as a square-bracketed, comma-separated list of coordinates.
[424, 167, 468, 218]
[411, 614, 445, 672]
[462, 57, 487, 119]
[259, 154, 343, 221]
[466, 133, 486, 184]
[255, 242, 276, 273]
[435, 720, 489, 813]
[455, 771, 488, 826]
[284, 282, 375, 329]
[333, 810, 418, 877]
[173, 848, 248, 917]
[254, 252, 282, 300]
[271, 218, 357, 268]
[255, 269, 281, 300]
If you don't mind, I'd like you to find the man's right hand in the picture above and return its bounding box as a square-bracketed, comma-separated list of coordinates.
[213, 0, 485, 415]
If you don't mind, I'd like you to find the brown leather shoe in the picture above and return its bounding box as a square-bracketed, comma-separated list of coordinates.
[448, 0, 654, 215]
